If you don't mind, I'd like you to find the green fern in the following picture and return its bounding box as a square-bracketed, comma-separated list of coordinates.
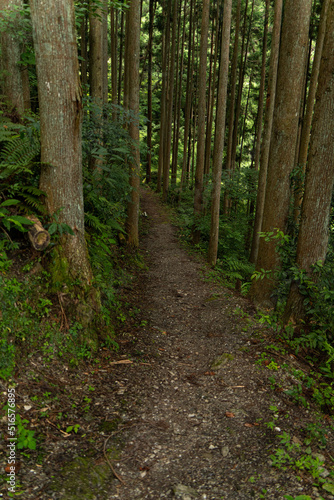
[85, 212, 108, 232]
[0, 115, 24, 142]
[0, 135, 40, 180]
[221, 257, 255, 281]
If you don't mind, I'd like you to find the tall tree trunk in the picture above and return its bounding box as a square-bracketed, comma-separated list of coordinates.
[204, 3, 219, 178]
[249, 0, 313, 307]
[157, 0, 171, 193]
[224, 0, 241, 208]
[102, 0, 108, 104]
[79, 10, 88, 88]
[293, 0, 330, 221]
[30, 0, 93, 288]
[207, 0, 232, 266]
[162, 0, 178, 202]
[0, 0, 30, 115]
[192, 0, 210, 243]
[180, 0, 194, 190]
[231, 0, 252, 168]
[110, 6, 118, 117]
[125, 0, 141, 247]
[283, 1, 334, 324]
[89, 2, 103, 101]
[118, 10, 124, 106]
[146, 0, 155, 183]
[238, 71, 253, 169]
[249, 0, 283, 264]
[171, 0, 186, 187]
[252, 0, 269, 174]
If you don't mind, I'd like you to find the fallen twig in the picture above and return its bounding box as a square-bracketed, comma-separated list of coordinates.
[103, 435, 126, 485]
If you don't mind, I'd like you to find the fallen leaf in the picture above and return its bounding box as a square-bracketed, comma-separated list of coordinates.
[225, 411, 235, 418]
[244, 423, 253, 427]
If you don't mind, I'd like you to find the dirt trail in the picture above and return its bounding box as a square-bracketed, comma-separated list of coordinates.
[105, 188, 330, 500]
[3, 188, 333, 500]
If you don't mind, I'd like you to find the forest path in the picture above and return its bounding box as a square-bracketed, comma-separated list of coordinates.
[106, 188, 313, 500]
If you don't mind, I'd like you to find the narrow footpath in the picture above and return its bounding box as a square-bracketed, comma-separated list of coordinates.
[5, 188, 333, 500]
[105, 188, 332, 500]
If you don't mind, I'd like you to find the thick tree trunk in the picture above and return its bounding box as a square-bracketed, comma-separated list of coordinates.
[283, 1, 334, 325]
[207, 0, 232, 266]
[30, 0, 93, 287]
[249, 0, 283, 264]
[192, 0, 210, 243]
[125, 0, 141, 247]
[0, 0, 30, 115]
[293, 0, 330, 221]
[249, 0, 312, 307]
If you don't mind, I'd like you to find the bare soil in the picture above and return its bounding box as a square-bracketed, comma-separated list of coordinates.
[1, 187, 334, 500]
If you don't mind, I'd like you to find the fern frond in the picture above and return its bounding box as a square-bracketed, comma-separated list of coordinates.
[0, 135, 40, 177]
[85, 212, 108, 232]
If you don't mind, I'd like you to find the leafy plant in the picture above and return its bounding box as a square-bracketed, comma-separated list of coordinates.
[16, 414, 37, 450]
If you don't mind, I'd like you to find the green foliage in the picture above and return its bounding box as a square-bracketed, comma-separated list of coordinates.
[0, 114, 44, 217]
[0, 198, 34, 233]
[16, 414, 37, 450]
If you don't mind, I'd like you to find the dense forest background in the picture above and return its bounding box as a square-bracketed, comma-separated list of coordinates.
[0, 0, 334, 389]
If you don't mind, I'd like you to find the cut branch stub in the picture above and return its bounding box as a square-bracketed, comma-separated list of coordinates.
[26, 215, 50, 251]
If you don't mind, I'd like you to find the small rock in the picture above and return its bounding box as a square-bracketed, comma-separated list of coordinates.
[320, 468, 330, 478]
[211, 353, 234, 371]
[172, 484, 199, 498]
[221, 446, 229, 457]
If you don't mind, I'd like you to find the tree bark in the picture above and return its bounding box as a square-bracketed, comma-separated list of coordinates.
[125, 0, 141, 247]
[89, 2, 103, 102]
[30, 0, 93, 286]
[192, 0, 210, 243]
[162, 0, 178, 202]
[252, 0, 269, 175]
[293, 0, 330, 221]
[157, 0, 171, 193]
[146, 0, 155, 183]
[223, 0, 241, 211]
[207, 0, 232, 266]
[171, 0, 186, 187]
[0, 0, 30, 116]
[249, 0, 312, 307]
[180, 0, 194, 190]
[249, 0, 283, 264]
[79, 10, 88, 87]
[283, 0, 334, 325]
[110, 6, 117, 115]
[204, 4, 219, 178]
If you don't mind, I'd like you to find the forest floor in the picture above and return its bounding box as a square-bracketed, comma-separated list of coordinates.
[1, 187, 334, 500]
